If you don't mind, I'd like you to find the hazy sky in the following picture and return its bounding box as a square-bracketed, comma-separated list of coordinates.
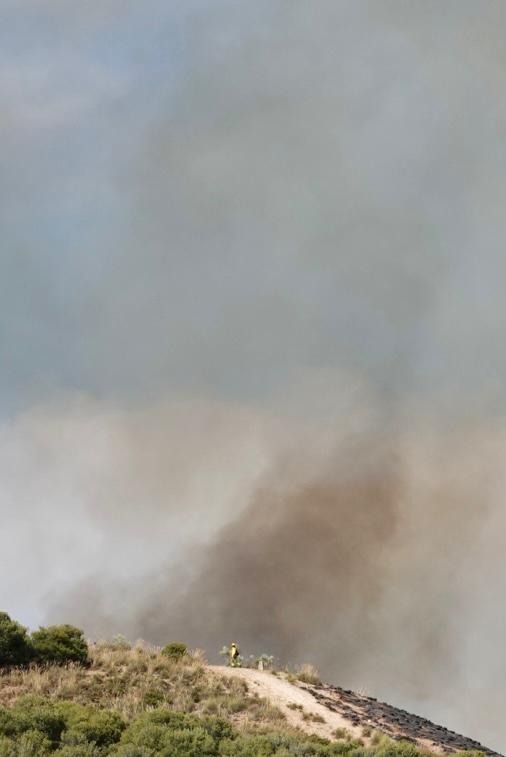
[2, 1, 506, 751]
[3, 0, 506, 416]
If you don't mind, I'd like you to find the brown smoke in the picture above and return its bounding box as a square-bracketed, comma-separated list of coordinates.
[140, 436, 401, 665]
[99, 417, 503, 749]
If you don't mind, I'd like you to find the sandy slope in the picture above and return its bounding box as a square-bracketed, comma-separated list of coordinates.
[210, 666, 501, 756]
[209, 666, 362, 741]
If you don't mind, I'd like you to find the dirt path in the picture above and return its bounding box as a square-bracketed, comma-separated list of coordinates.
[209, 665, 362, 741]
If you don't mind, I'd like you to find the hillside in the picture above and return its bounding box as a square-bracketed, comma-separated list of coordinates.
[0, 640, 499, 756]
[217, 667, 500, 756]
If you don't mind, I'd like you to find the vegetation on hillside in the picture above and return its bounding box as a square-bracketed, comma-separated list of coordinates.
[0, 643, 284, 726]
[0, 614, 88, 669]
[0, 613, 486, 757]
[0, 694, 467, 757]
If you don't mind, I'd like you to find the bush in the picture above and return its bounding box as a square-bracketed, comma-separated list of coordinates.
[0, 697, 125, 753]
[0, 612, 33, 667]
[296, 663, 321, 686]
[161, 642, 187, 661]
[116, 710, 230, 756]
[55, 746, 102, 756]
[0, 614, 90, 670]
[0, 696, 67, 745]
[142, 689, 165, 708]
[112, 746, 153, 756]
[7, 729, 52, 755]
[110, 634, 131, 650]
[55, 702, 125, 748]
[31, 625, 89, 666]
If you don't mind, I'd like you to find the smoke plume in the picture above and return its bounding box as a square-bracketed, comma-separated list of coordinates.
[40, 397, 506, 752]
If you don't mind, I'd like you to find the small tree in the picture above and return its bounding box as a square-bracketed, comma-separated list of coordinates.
[161, 642, 187, 661]
[256, 654, 274, 671]
[31, 625, 89, 666]
[0, 612, 33, 667]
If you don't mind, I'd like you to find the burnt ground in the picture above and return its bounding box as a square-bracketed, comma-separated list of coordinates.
[304, 682, 502, 756]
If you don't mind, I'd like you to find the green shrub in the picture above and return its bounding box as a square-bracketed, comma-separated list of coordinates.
[333, 728, 351, 740]
[219, 730, 338, 756]
[142, 689, 165, 707]
[112, 746, 153, 756]
[0, 709, 16, 738]
[0, 737, 12, 757]
[161, 642, 187, 661]
[117, 709, 233, 755]
[10, 729, 52, 756]
[0, 697, 125, 753]
[0, 697, 67, 746]
[31, 625, 89, 666]
[55, 702, 125, 748]
[55, 746, 102, 756]
[374, 741, 425, 757]
[0, 612, 33, 667]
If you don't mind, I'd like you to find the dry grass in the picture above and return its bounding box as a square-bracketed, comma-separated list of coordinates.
[295, 663, 322, 686]
[302, 711, 326, 724]
[334, 726, 353, 740]
[0, 642, 285, 730]
[287, 702, 304, 712]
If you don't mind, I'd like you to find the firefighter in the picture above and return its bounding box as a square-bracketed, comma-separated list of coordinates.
[229, 642, 240, 667]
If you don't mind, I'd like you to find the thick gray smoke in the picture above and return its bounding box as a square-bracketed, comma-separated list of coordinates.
[2, 0, 506, 752]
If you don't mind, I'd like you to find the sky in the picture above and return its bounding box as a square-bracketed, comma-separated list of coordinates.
[2, 0, 506, 751]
